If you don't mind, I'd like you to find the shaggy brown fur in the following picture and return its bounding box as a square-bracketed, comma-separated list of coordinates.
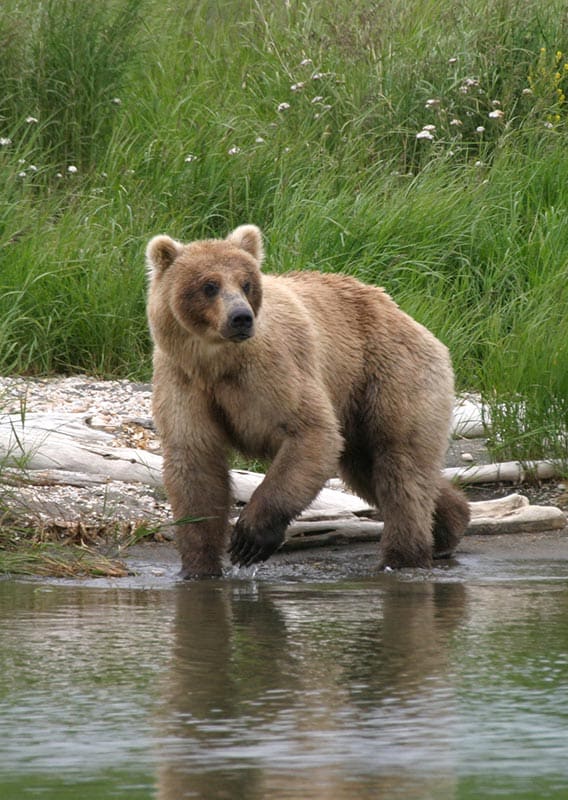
[146, 225, 470, 578]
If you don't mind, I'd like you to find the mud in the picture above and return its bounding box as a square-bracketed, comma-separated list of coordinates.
[108, 529, 568, 590]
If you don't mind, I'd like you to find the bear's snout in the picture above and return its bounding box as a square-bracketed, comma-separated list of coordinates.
[223, 305, 255, 341]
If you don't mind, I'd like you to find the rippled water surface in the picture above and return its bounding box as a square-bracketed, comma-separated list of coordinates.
[1, 547, 567, 799]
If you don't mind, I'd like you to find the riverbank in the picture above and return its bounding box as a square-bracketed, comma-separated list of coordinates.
[1, 375, 566, 578]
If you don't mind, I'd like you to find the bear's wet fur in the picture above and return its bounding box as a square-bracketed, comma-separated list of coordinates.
[146, 225, 470, 578]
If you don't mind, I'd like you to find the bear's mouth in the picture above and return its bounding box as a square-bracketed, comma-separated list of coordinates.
[226, 330, 254, 342]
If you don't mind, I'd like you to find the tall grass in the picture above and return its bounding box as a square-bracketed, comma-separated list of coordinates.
[1, 0, 568, 460]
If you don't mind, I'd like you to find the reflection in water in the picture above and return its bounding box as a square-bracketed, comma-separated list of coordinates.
[0, 571, 567, 800]
[156, 580, 467, 799]
[0, 583, 174, 792]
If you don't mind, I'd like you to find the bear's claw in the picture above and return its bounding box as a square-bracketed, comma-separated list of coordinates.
[229, 520, 285, 567]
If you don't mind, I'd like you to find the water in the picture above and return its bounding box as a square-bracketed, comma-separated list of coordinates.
[0, 545, 567, 799]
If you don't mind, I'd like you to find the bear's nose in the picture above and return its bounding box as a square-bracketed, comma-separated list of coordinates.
[229, 308, 252, 331]
[229, 307, 254, 332]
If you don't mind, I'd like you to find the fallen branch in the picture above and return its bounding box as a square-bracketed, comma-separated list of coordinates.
[1, 413, 565, 543]
[279, 493, 566, 549]
[444, 460, 565, 485]
[0, 411, 162, 486]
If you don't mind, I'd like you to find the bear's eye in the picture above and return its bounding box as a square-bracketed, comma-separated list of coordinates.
[242, 281, 251, 296]
[202, 281, 219, 299]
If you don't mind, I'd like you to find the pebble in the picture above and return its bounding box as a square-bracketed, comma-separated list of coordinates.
[0, 376, 156, 450]
[0, 376, 169, 535]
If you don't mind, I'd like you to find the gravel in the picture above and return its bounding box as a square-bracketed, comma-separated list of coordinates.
[0, 376, 170, 539]
[1, 376, 566, 544]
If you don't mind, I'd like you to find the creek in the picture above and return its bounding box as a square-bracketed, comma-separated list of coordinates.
[1, 542, 567, 799]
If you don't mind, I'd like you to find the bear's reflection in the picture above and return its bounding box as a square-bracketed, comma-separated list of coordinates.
[155, 577, 466, 799]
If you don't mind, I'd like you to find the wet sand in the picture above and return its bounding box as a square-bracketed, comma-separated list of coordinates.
[121, 528, 568, 590]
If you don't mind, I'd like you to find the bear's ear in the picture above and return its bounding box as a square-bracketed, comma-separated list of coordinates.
[146, 235, 182, 276]
[226, 224, 264, 264]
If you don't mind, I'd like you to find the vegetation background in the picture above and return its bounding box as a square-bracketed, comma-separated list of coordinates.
[1, 0, 567, 462]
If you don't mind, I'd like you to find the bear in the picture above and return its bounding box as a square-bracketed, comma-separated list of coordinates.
[146, 224, 470, 578]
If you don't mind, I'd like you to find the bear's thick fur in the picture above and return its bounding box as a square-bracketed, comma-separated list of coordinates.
[146, 225, 470, 578]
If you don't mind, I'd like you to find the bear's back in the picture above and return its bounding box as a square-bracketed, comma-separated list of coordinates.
[261, 270, 452, 425]
[260, 272, 375, 408]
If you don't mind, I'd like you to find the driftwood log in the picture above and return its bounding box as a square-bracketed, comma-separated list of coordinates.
[0, 411, 566, 544]
[279, 493, 567, 550]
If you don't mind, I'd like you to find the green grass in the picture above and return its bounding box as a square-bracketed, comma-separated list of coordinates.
[1, 0, 568, 460]
[0, 518, 132, 577]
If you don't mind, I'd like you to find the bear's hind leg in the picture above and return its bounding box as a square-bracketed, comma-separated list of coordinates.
[342, 453, 470, 566]
[341, 444, 437, 568]
[432, 479, 470, 558]
[339, 448, 378, 510]
[370, 450, 438, 569]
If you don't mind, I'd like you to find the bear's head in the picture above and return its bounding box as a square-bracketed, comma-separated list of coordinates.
[146, 225, 263, 347]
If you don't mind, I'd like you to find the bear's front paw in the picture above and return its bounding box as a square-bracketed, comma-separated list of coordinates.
[179, 564, 223, 580]
[229, 517, 286, 567]
[379, 547, 433, 570]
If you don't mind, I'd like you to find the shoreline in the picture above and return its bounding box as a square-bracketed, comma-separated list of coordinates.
[1, 375, 567, 579]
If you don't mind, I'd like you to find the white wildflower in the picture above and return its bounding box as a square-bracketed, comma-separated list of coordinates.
[111, 97, 122, 105]
[488, 109, 504, 119]
[476, 126, 485, 133]
[277, 102, 290, 112]
[422, 124, 436, 132]
[17, 171, 26, 178]
[28, 165, 38, 172]
[67, 165, 78, 173]
[311, 96, 324, 104]
[184, 154, 197, 162]
[55, 172, 63, 178]
[544, 121, 554, 129]
[425, 98, 441, 109]
[255, 136, 265, 143]
[522, 88, 533, 96]
[25, 116, 39, 124]
[416, 130, 434, 140]
[312, 72, 323, 80]
[450, 118, 463, 126]
[460, 78, 480, 94]
[228, 145, 241, 155]
[0, 137, 12, 146]
[291, 82, 304, 92]
[448, 57, 458, 65]
[300, 58, 313, 67]
[491, 99, 501, 107]
[474, 160, 484, 167]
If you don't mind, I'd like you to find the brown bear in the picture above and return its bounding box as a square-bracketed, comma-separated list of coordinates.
[146, 224, 470, 578]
